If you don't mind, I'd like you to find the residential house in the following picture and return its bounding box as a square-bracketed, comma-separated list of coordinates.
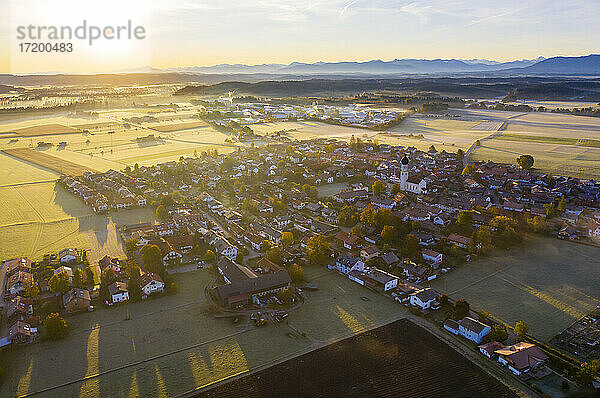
[106, 282, 129, 305]
[63, 288, 91, 313]
[478, 341, 505, 359]
[422, 249, 443, 265]
[58, 248, 79, 263]
[409, 288, 439, 310]
[447, 233, 472, 249]
[8, 321, 31, 344]
[99, 256, 121, 273]
[139, 272, 165, 298]
[332, 254, 365, 275]
[3, 258, 32, 276]
[335, 231, 361, 250]
[494, 342, 549, 376]
[6, 271, 33, 297]
[450, 317, 491, 344]
[6, 296, 34, 325]
[381, 252, 400, 267]
[360, 245, 380, 261]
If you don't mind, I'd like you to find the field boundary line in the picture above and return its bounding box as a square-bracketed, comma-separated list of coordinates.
[0, 179, 58, 188]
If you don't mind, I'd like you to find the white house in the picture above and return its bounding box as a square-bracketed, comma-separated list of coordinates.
[446, 317, 492, 344]
[458, 317, 491, 344]
[211, 237, 238, 260]
[588, 222, 600, 238]
[332, 254, 364, 275]
[107, 282, 129, 305]
[422, 249, 443, 265]
[409, 288, 439, 310]
[139, 272, 165, 298]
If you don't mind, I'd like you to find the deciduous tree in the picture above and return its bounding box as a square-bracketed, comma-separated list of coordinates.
[49, 272, 70, 294]
[372, 180, 385, 197]
[514, 321, 529, 339]
[43, 313, 69, 340]
[306, 234, 330, 266]
[452, 299, 470, 320]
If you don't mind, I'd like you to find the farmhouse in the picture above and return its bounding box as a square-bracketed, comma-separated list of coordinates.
[214, 258, 291, 308]
[334, 188, 369, 203]
[363, 268, 398, 291]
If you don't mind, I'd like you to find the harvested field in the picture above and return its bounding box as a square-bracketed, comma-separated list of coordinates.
[0, 152, 58, 186]
[149, 121, 208, 132]
[2, 123, 81, 137]
[0, 181, 154, 261]
[430, 237, 600, 341]
[198, 318, 516, 398]
[2, 147, 97, 175]
[1, 268, 403, 397]
[496, 134, 600, 147]
[471, 121, 504, 131]
[472, 141, 600, 179]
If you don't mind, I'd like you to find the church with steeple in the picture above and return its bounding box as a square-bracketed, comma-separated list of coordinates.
[393, 154, 427, 194]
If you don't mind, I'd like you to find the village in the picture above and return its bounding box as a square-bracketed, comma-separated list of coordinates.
[2, 136, 600, 393]
[195, 97, 408, 132]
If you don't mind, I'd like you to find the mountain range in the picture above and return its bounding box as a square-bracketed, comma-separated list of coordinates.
[115, 55, 600, 76]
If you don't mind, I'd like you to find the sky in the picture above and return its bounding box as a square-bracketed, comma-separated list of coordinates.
[1, 0, 599, 74]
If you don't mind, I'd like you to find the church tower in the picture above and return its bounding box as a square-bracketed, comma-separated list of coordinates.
[400, 154, 409, 189]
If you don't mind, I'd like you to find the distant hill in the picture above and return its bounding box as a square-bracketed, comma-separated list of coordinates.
[0, 84, 22, 94]
[175, 77, 545, 98]
[514, 55, 600, 75]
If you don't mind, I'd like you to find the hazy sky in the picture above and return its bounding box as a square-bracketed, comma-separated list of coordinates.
[1, 0, 599, 73]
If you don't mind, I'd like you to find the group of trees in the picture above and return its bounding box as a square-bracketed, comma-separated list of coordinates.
[468, 214, 530, 255]
[302, 184, 319, 199]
